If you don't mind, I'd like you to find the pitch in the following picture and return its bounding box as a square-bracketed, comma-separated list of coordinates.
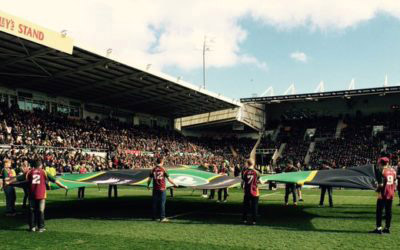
[0, 187, 398, 249]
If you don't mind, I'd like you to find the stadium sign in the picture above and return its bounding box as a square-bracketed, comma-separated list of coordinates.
[126, 150, 141, 155]
[0, 10, 73, 54]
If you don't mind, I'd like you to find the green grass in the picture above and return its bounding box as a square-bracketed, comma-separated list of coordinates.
[0, 187, 399, 249]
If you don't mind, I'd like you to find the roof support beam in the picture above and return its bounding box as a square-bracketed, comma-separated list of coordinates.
[62, 71, 144, 96]
[19, 59, 109, 89]
[49, 59, 109, 79]
[0, 72, 49, 78]
[145, 98, 211, 114]
[125, 93, 224, 114]
[122, 90, 190, 108]
[0, 48, 51, 69]
[88, 80, 168, 103]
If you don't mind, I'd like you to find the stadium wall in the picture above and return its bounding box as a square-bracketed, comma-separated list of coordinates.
[133, 112, 171, 129]
[179, 129, 258, 139]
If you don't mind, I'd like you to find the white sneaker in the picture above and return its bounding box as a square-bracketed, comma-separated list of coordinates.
[38, 228, 46, 233]
[202, 195, 208, 198]
[160, 218, 170, 223]
[29, 228, 37, 232]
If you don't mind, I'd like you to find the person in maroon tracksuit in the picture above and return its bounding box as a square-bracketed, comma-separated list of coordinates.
[241, 159, 261, 225]
[240, 132, 263, 225]
[371, 157, 397, 234]
[396, 159, 400, 206]
[13, 160, 67, 232]
[147, 156, 177, 222]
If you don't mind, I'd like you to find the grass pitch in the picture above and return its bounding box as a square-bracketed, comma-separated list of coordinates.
[0, 187, 399, 249]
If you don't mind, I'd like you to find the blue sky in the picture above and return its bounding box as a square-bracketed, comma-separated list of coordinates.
[3, 0, 400, 100]
[164, 14, 400, 99]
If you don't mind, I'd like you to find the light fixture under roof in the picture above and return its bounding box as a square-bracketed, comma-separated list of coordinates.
[106, 48, 112, 57]
[61, 30, 67, 38]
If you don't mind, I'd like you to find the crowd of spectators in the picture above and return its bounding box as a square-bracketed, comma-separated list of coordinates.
[0, 103, 251, 174]
[272, 112, 399, 170]
[273, 117, 315, 167]
[0, 100, 399, 175]
[309, 114, 386, 168]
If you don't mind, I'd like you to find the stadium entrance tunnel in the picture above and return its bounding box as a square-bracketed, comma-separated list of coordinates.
[175, 104, 265, 137]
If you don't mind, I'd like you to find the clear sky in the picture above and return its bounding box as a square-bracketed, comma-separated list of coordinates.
[2, 0, 400, 100]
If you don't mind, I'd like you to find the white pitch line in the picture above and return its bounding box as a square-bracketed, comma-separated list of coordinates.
[260, 192, 278, 198]
[205, 212, 241, 216]
[262, 194, 377, 198]
[167, 209, 203, 219]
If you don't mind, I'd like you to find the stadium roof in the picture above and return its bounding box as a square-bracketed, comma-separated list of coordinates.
[241, 86, 400, 104]
[0, 30, 240, 118]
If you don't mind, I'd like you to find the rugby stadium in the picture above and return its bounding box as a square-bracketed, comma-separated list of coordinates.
[1, 7, 400, 250]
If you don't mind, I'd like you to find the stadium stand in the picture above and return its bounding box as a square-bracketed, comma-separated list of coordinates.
[0, 13, 252, 175]
[0, 10, 400, 176]
[0, 102, 256, 173]
[1, 97, 399, 175]
[242, 89, 400, 170]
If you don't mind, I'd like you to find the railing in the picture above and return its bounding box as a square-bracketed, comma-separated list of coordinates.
[0, 144, 108, 152]
[256, 148, 277, 154]
[0, 144, 218, 159]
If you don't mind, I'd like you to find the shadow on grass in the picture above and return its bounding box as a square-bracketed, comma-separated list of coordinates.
[0, 190, 376, 235]
[1, 194, 370, 235]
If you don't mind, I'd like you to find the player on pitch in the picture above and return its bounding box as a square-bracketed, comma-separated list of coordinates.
[396, 159, 400, 206]
[241, 132, 262, 225]
[371, 157, 396, 234]
[10, 160, 68, 232]
[1, 159, 17, 216]
[147, 156, 178, 222]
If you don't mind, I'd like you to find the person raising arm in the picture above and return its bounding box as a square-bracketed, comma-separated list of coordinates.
[241, 132, 263, 225]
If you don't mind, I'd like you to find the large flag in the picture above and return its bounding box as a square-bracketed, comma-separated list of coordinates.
[260, 165, 377, 190]
[58, 168, 220, 189]
[43, 164, 377, 190]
